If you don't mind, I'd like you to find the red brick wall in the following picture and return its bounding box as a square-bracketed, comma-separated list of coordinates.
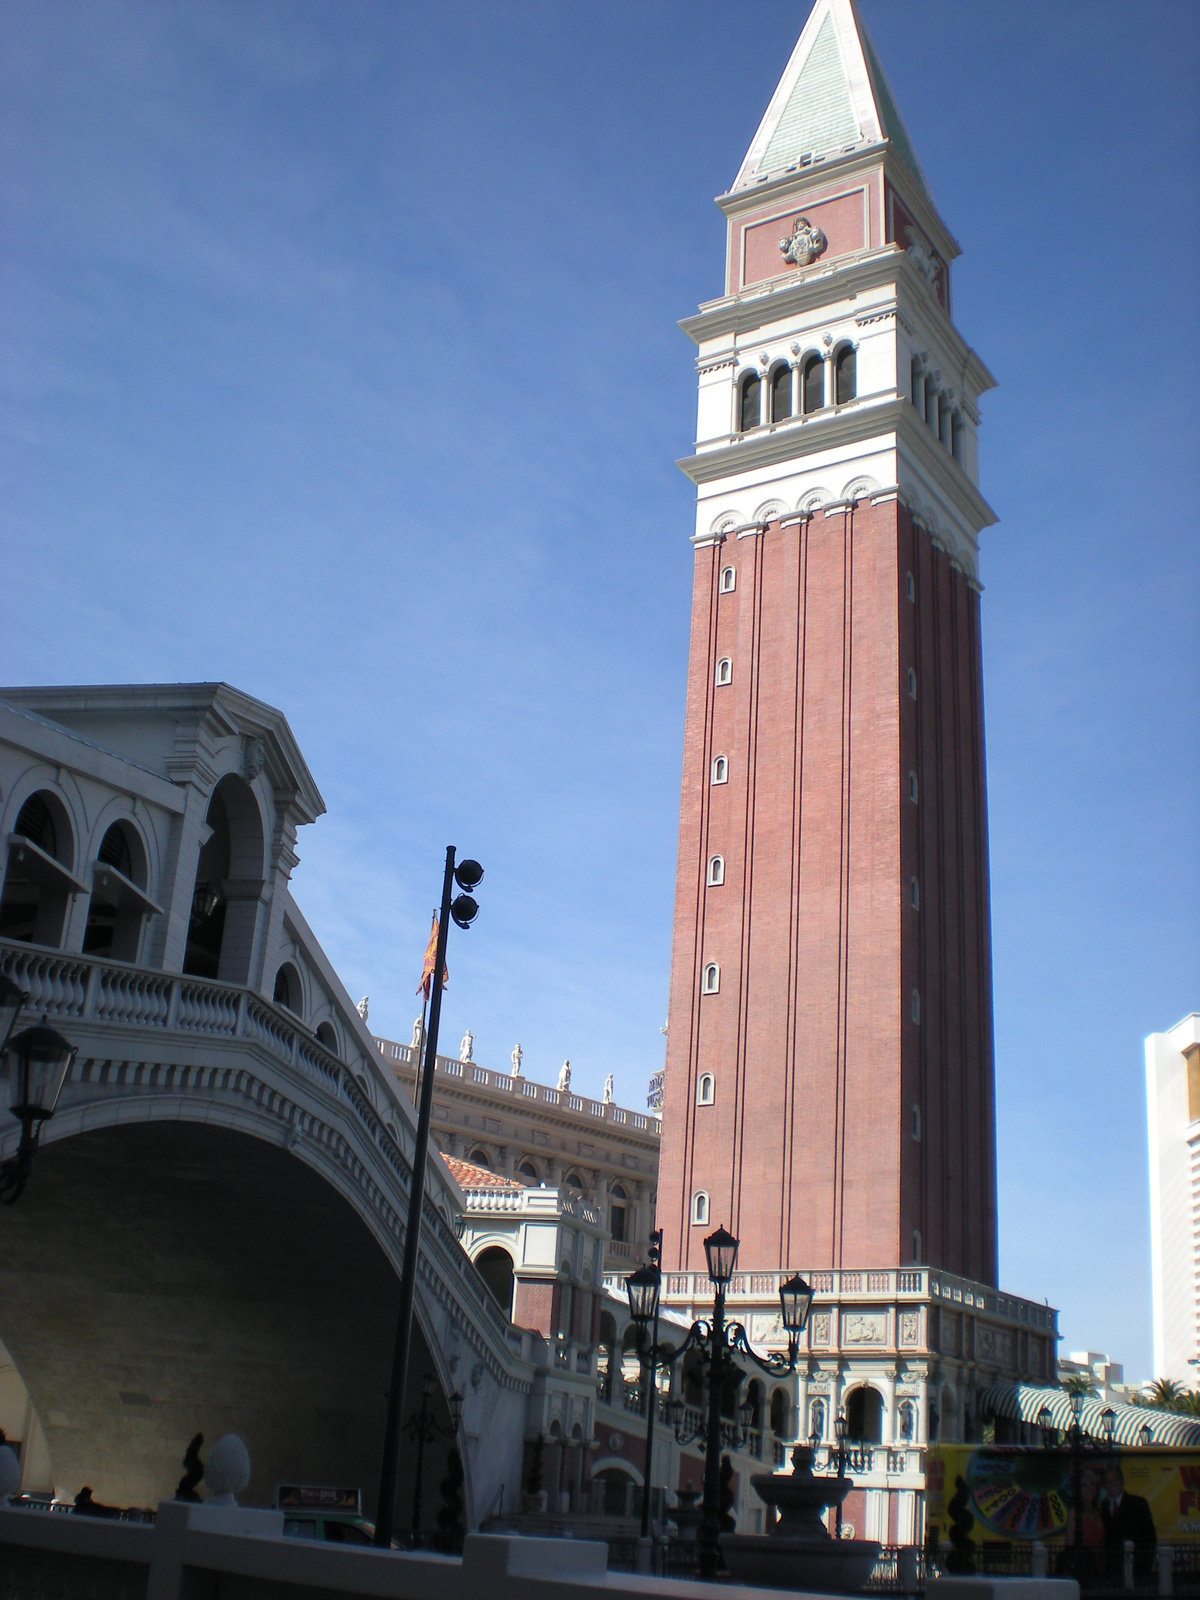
[658, 502, 996, 1283]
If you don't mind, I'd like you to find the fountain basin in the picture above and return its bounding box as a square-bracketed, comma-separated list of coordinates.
[722, 1534, 881, 1594]
[719, 1443, 880, 1593]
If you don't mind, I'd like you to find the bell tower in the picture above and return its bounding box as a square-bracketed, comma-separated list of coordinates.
[658, 0, 999, 1287]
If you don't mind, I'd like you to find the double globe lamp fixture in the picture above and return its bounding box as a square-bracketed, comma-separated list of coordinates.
[625, 1224, 813, 1580]
[0, 973, 78, 1205]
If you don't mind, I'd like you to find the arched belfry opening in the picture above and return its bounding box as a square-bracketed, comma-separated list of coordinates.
[185, 775, 264, 983]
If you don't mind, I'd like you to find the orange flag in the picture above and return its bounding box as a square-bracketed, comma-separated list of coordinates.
[417, 914, 448, 999]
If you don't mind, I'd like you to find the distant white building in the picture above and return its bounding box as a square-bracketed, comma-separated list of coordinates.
[1057, 1350, 1135, 1405]
[1147, 1014, 1200, 1384]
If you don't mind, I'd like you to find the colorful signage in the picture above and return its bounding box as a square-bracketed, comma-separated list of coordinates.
[925, 1447, 1200, 1546]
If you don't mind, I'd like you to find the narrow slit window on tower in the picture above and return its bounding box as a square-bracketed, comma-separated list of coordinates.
[716, 657, 732, 686]
[691, 1191, 710, 1226]
[908, 668, 918, 700]
[906, 571, 915, 602]
[771, 362, 792, 422]
[925, 383, 938, 430]
[802, 354, 823, 415]
[712, 755, 728, 785]
[739, 372, 762, 433]
[910, 988, 921, 1025]
[720, 565, 736, 593]
[951, 412, 964, 463]
[912, 1230, 922, 1263]
[908, 771, 919, 803]
[912, 1103, 922, 1141]
[702, 962, 720, 995]
[697, 1074, 715, 1106]
[910, 876, 920, 910]
[707, 855, 725, 887]
[910, 356, 923, 409]
[835, 344, 856, 405]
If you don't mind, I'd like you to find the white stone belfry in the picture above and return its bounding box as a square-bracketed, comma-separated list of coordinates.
[677, 0, 996, 582]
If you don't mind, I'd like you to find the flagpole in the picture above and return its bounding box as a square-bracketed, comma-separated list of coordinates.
[374, 845, 456, 1548]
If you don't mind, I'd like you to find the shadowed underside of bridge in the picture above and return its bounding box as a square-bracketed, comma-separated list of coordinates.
[0, 1121, 454, 1520]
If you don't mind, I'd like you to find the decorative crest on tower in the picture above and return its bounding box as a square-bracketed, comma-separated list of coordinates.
[778, 216, 827, 268]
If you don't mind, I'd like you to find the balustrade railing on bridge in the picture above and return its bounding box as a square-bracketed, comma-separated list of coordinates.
[0, 938, 526, 1363]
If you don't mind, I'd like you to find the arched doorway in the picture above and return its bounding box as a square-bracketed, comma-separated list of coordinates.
[845, 1385, 884, 1443]
[185, 776, 264, 983]
[474, 1246, 514, 1320]
[592, 1463, 640, 1519]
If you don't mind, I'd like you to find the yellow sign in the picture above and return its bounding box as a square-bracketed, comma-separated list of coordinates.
[925, 1447, 1200, 1546]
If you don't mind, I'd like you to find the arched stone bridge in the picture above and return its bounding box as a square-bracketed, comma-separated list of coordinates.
[0, 935, 530, 1523]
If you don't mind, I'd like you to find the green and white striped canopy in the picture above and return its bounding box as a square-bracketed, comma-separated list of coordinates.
[978, 1384, 1200, 1449]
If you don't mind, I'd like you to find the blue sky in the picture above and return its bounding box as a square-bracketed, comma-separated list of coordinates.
[2, 1, 1196, 1378]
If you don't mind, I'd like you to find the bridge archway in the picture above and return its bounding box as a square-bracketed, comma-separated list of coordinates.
[0, 1120, 457, 1525]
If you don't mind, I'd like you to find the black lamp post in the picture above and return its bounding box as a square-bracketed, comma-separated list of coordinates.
[625, 1229, 664, 1539]
[625, 1227, 812, 1582]
[1037, 1403, 1054, 1446]
[0, 1005, 76, 1205]
[373, 847, 483, 1549]
[403, 1373, 465, 1548]
[1068, 1390, 1085, 1568]
[1062, 1394, 1116, 1572]
[832, 1411, 849, 1537]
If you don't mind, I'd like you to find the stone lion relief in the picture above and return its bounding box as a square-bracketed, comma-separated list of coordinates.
[779, 215, 828, 268]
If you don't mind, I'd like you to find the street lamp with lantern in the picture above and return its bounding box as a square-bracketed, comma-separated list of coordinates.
[403, 1373, 464, 1548]
[1055, 1392, 1118, 1573]
[373, 848, 484, 1549]
[625, 1226, 812, 1581]
[0, 1008, 77, 1205]
[625, 1230, 664, 1540]
[829, 1411, 851, 1537]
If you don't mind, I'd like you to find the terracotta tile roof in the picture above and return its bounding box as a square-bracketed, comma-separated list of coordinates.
[442, 1153, 520, 1190]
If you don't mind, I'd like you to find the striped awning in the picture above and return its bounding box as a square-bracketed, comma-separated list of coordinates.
[978, 1384, 1200, 1449]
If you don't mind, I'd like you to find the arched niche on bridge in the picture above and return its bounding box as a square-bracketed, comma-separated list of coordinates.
[184, 776, 264, 984]
[84, 820, 152, 963]
[0, 1120, 460, 1535]
[473, 1246, 514, 1320]
[0, 789, 77, 948]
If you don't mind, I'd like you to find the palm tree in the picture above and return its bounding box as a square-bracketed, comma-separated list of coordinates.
[1145, 1377, 1186, 1409]
[1061, 1372, 1099, 1398]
